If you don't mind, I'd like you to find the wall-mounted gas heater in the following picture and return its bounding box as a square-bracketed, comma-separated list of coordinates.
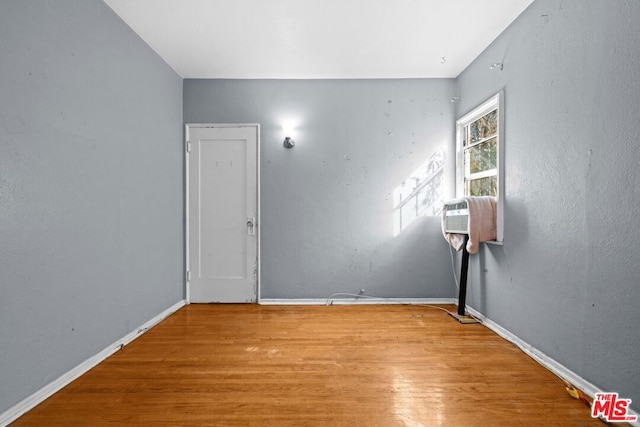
[443, 200, 478, 324]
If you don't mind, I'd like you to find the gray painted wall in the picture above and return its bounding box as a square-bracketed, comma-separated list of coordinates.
[0, 0, 184, 414]
[184, 79, 456, 299]
[456, 0, 640, 409]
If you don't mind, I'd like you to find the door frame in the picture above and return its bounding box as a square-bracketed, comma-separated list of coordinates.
[184, 123, 261, 304]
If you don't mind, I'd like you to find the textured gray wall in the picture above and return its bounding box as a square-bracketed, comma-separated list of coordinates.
[0, 0, 184, 414]
[456, 0, 640, 409]
[184, 79, 456, 299]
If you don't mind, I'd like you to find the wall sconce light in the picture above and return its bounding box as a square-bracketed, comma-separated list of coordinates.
[282, 121, 296, 149]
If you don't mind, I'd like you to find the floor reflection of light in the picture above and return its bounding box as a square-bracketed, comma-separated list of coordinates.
[392, 366, 445, 427]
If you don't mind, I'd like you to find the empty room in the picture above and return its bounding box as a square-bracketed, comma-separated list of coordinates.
[1, 0, 639, 425]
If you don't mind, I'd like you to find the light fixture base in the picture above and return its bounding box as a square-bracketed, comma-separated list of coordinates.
[283, 136, 295, 148]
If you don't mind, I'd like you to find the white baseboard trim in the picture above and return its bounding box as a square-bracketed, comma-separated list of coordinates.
[0, 299, 186, 427]
[465, 306, 640, 426]
[259, 298, 457, 306]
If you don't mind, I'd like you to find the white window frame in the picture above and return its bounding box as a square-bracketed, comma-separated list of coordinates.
[455, 91, 504, 243]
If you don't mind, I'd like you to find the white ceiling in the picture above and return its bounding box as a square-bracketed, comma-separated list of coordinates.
[103, 0, 534, 79]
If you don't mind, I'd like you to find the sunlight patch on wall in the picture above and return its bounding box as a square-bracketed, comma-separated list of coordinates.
[393, 148, 445, 236]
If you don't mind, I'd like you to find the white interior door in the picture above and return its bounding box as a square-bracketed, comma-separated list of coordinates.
[187, 124, 258, 303]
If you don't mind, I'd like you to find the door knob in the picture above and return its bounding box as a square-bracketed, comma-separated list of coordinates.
[247, 217, 256, 236]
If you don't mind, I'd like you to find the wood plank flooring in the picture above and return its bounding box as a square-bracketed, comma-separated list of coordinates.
[14, 304, 605, 426]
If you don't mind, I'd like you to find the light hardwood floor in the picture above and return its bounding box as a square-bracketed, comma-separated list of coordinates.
[14, 304, 606, 426]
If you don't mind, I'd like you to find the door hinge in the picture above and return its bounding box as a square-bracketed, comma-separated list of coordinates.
[186, 270, 191, 282]
[186, 140, 191, 153]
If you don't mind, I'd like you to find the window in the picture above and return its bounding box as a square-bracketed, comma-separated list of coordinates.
[393, 148, 446, 235]
[456, 92, 504, 242]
